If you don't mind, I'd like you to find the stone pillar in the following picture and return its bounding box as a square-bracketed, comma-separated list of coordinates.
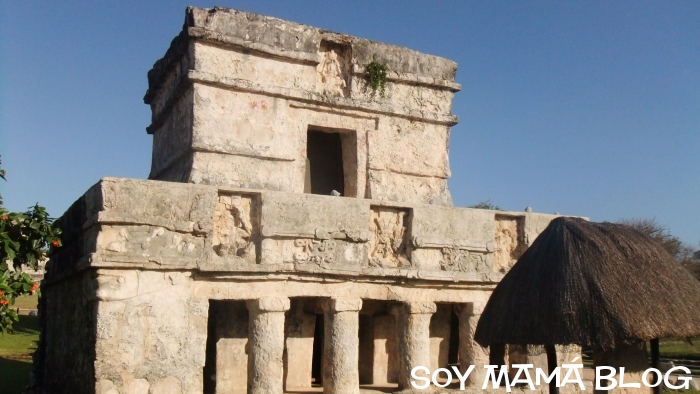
[246, 297, 290, 394]
[322, 298, 362, 394]
[456, 302, 490, 387]
[393, 301, 436, 391]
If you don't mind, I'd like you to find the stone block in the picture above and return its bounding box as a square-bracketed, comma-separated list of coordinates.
[260, 191, 370, 238]
[367, 169, 453, 206]
[284, 300, 316, 389]
[372, 314, 398, 384]
[403, 301, 437, 315]
[324, 297, 363, 312]
[412, 205, 494, 249]
[149, 376, 182, 394]
[367, 120, 450, 178]
[249, 296, 291, 312]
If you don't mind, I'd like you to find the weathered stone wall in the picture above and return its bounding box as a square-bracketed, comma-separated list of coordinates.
[93, 269, 208, 394]
[34, 177, 572, 393]
[51, 177, 560, 282]
[34, 270, 97, 394]
[144, 7, 460, 206]
[33, 7, 591, 393]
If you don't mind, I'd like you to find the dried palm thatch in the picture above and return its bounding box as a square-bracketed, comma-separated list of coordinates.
[475, 217, 700, 350]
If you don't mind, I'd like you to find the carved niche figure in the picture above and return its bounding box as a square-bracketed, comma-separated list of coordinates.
[494, 217, 525, 273]
[317, 49, 347, 97]
[369, 208, 410, 268]
[214, 195, 254, 258]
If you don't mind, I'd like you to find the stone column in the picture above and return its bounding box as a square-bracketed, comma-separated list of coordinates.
[456, 302, 490, 387]
[246, 297, 290, 394]
[393, 301, 437, 391]
[322, 298, 363, 394]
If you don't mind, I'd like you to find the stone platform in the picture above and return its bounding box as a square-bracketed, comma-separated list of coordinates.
[37, 177, 561, 393]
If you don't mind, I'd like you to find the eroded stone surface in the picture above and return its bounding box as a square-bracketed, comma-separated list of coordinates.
[145, 6, 459, 206]
[494, 216, 526, 273]
[368, 207, 410, 268]
[35, 6, 586, 393]
[323, 298, 362, 394]
[247, 297, 290, 394]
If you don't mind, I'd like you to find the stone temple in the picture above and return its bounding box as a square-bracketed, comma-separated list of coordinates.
[34, 6, 571, 394]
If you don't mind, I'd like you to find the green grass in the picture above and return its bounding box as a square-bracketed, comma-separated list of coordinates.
[659, 336, 700, 360]
[0, 314, 39, 394]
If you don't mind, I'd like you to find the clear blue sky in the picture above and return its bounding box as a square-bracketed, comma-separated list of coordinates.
[1, 1, 698, 245]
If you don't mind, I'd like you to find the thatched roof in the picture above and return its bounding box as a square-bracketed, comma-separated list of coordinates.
[475, 217, 700, 350]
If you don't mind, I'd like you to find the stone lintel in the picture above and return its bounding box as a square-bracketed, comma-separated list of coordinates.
[191, 71, 458, 124]
[397, 301, 437, 315]
[322, 297, 363, 313]
[147, 72, 459, 134]
[456, 301, 485, 316]
[247, 296, 291, 312]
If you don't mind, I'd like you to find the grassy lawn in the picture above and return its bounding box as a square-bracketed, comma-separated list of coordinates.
[659, 336, 700, 360]
[0, 311, 39, 394]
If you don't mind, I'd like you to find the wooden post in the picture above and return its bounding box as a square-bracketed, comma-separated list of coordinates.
[651, 338, 660, 394]
[546, 344, 559, 394]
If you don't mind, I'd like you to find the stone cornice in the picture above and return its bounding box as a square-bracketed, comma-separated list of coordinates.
[147, 70, 459, 134]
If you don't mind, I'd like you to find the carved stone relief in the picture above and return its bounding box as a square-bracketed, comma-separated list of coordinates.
[316, 41, 350, 97]
[106, 228, 130, 253]
[440, 247, 489, 273]
[100, 225, 202, 261]
[292, 239, 336, 264]
[213, 194, 256, 260]
[368, 207, 410, 268]
[494, 216, 526, 273]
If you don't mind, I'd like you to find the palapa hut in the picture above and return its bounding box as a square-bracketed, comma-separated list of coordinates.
[474, 217, 700, 393]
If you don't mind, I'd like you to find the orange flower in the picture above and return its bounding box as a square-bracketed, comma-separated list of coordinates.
[52, 240, 60, 247]
[1, 215, 7, 220]
[0, 290, 3, 295]
[31, 283, 38, 292]
[0, 299, 9, 306]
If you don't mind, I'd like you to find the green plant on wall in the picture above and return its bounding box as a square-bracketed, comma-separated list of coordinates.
[366, 61, 388, 98]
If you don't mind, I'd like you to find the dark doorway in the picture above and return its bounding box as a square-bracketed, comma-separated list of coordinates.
[448, 306, 460, 365]
[307, 130, 345, 196]
[203, 300, 249, 394]
[311, 314, 325, 386]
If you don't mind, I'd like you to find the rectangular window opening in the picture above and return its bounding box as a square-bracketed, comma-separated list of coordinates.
[305, 127, 358, 197]
[306, 129, 345, 196]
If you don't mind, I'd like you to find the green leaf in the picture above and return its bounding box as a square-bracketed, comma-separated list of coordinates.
[4, 244, 15, 261]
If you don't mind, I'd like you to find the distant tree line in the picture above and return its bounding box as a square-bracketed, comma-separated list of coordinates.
[618, 218, 700, 281]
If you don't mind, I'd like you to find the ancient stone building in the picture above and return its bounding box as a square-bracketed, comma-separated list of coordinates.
[35, 6, 565, 394]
